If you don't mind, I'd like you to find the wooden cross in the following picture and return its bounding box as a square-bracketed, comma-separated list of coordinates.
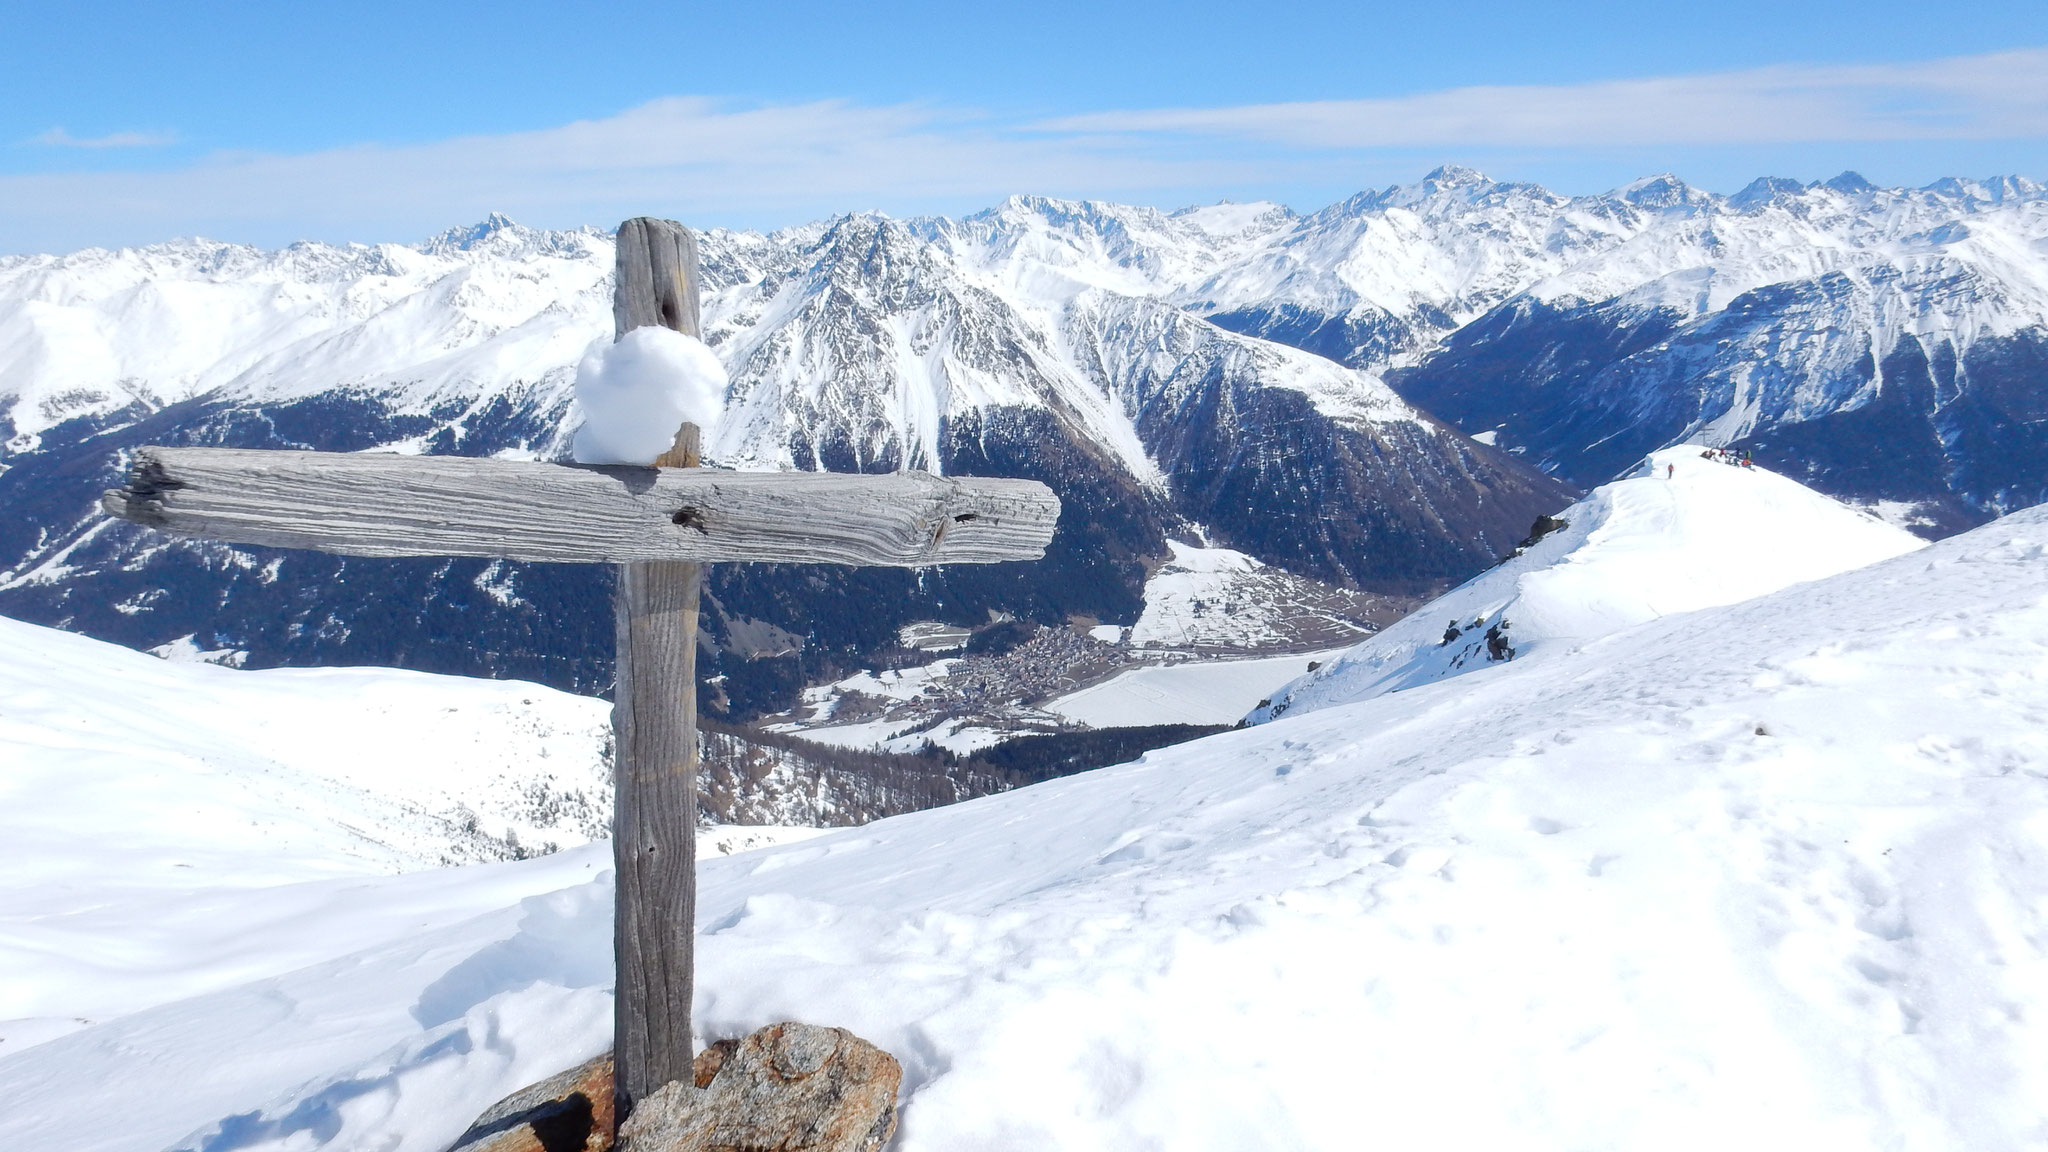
[98, 217, 1060, 1116]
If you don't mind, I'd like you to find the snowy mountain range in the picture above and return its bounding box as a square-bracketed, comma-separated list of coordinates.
[2, 168, 2043, 710]
[1276, 169, 2048, 532]
[9, 447, 2046, 1151]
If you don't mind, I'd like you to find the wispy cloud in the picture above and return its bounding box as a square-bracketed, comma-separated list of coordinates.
[1036, 48, 2048, 147]
[0, 47, 2044, 253]
[29, 127, 178, 149]
[0, 97, 1265, 251]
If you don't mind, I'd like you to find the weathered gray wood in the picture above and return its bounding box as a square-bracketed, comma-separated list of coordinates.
[614, 217, 701, 341]
[612, 554, 699, 1113]
[99, 447, 1059, 567]
[613, 215, 703, 1118]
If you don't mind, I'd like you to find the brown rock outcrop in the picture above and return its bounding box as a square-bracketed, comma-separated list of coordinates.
[448, 1053, 616, 1152]
[618, 1022, 901, 1152]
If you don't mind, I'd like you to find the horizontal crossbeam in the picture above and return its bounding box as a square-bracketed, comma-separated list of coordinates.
[101, 447, 1060, 566]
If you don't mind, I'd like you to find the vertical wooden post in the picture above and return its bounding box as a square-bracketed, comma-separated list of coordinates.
[611, 217, 705, 1115]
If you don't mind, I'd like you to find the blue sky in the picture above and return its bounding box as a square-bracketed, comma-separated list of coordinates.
[2, 0, 2045, 252]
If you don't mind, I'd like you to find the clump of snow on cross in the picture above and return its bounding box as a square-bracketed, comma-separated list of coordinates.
[1248, 446, 1925, 722]
[570, 327, 728, 464]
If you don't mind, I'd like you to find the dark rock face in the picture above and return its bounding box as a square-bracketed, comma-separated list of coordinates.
[1382, 296, 1693, 484]
[1748, 330, 2048, 533]
[1206, 301, 1449, 370]
[1139, 375, 1574, 595]
[1507, 515, 1570, 559]
[1362, 291, 2048, 537]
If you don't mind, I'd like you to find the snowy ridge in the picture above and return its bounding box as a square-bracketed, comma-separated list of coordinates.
[9, 489, 2048, 1150]
[0, 219, 615, 450]
[1192, 166, 2048, 369]
[1248, 447, 1925, 722]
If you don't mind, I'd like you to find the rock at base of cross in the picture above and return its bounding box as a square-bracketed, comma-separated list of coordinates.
[620, 1022, 901, 1152]
[446, 1024, 901, 1152]
[447, 1053, 616, 1152]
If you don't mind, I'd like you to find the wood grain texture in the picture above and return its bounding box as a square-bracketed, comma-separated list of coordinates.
[99, 447, 1060, 567]
[614, 218, 701, 341]
[612, 216, 701, 1114]
[612, 556, 700, 1109]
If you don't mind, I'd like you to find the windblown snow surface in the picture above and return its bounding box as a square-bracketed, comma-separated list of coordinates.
[0, 620, 823, 1060]
[0, 617, 614, 1053]
[8, 474, 2048, 1149]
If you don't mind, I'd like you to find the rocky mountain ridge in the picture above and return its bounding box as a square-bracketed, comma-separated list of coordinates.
[0, 190, 1567, 711]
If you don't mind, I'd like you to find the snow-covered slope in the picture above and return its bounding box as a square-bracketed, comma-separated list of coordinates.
[0, 611, 1021, 866]
[1248, 447, 1925, 721]
[0, 613, 611, 1052]
[1126, 540, 1380, 650]
[8, 484, 2047, 1151]
[0, 612, 1015, 1056]
[0, 612, 614, 879]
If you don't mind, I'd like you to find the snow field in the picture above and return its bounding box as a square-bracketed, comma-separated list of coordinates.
[0, 617, 613, 888]
[1128, 541, 1285, 648]
[0, 615, 614, 1053]
[8, 499, 2046, 1149]
[0, 848, 617, 1150]
[613, 511, 2048, 1149]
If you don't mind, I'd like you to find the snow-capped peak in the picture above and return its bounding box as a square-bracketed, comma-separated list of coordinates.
[421, 212, 523, 252]
[1247, 447, 1926, 722]
[1822, 170, 1876, 195]
[1614, 173, 1706, 210]
[1421, 163, 1492, 188]
[1168, 200, 1295, 234]
[1728, 176, 1810, 210]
